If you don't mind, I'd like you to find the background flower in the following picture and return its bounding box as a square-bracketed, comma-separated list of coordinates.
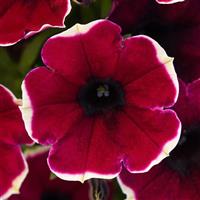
[0, 85, 32, 200]
[9, 149, 95, 200]
[0, 0, 71, 46]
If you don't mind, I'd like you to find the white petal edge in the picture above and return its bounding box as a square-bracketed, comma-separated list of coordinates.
[1, 151, 28, 200]
[0, 0, 72, 47]
[20, 80, 39, 144]
[46, 169, 120, 184]
[127, 112, 181, 173]
[24, 0, 72, 39]
[48, 19, 105, 39]
[47, 154, 122, 183]
[41, 19, 120, 70]
[43, 19, 120, 41]
[122, 35, 181, 173]
[156, 0, 184, 4]
[133, 35, 179, 108]
[117, 176, 137, 200]
[117, 116, 181, 199]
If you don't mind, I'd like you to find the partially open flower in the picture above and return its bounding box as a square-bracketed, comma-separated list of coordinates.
[21, 19, 181, 182]
[118, 79, 200, 200]
[0, 85, 32, 200]
[9, 149, 93, 200]
[0, 0, 71, 46]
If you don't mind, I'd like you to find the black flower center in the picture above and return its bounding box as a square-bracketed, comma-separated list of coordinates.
[41, 191, 71, 200]
[78, 77, 125, 116]
[164, 125, 200, 176]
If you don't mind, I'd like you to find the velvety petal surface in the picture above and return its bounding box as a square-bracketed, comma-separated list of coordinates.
[21, 67, 83, 145]
[48, 116, 122, 182]
[9, 149, 91, 200]
[0, 85, 32, 145]
[0, 143, 28, 200]
[114, 35, 178, 108]
[0, 0, 71, 46]
[120, 107, 180, 172]
[41, 20, 122, 85]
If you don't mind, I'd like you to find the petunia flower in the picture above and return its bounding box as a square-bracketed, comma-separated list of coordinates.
[21, 19, 181, 182]
[109, 0, 200, 82]
[0, 85, 32, 200]
[9, 148, 106, 200]
[118, 79, 200, 200]
[0, 0, 71, 46]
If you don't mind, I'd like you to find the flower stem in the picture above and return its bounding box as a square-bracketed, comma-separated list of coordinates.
[89, 179, 109, 200]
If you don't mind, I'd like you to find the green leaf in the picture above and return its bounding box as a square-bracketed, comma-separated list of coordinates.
[49, 172, 57, 180]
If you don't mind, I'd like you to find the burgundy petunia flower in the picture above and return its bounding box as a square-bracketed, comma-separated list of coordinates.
[8, 149, 99, 200]
[21, 19, 181, 182]
[0, 85, 32, 200]
[109, 0, 200, 82]
[0, 0, 71, 46]
[118, 79, 200, 200]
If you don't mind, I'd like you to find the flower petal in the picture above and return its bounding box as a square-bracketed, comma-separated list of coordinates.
[21, 67, 83, 145]
[0, 143, 28, 200]
[0, 85, 32, 145]
[48, 117, 122, 182]
[121, 107, 181, 173]
[41, 20, 122, 85]
[173, 79, 200, 127]
[0, 0, 71, 46]
[114, 35, 178, 108]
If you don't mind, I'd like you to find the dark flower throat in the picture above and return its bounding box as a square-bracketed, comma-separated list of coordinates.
[78, 77, 125, 116]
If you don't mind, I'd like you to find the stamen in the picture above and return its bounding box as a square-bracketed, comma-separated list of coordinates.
[78, 77, 125, 116]
[97, 85, 110, 98]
